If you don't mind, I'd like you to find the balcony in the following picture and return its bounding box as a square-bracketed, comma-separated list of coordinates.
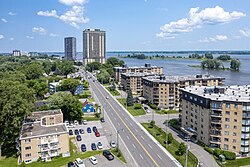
[210, 112, 222, 118]
[210, 131, 221, 137]
[211, 119, 222, 124]
[210, 138, 221, 144]
[41, 138, 59, 144]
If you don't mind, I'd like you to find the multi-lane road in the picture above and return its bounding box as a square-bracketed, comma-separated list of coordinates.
[85, 71, 181, 167]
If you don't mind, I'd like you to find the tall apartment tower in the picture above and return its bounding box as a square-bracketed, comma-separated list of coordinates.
[64, 37, 76, 61]
[82, 29, 106, 65]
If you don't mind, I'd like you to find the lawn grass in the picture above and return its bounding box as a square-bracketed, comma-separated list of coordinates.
[111, 148, 126, 164]
[106, 87, 121, 96]
[117, 98, 146, 116]
[102, 83, 110, 87]
[88, 97, 95, 102]
[155, 109, 180, 114]
[141, 123, 198, 167]
[219, 157, 250, 167]
[0, 139, 102, 167]
[83, 116, 100, 121]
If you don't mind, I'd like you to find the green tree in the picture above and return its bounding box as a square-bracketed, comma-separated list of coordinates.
[176, 142, 186, 156]
[24, 62, 44, 80]
[85, 62, 102, 72]
[217, 55, 231, 61]
[126, 89, 134, 106]
[167, 133, 173, 144]
[56, 61, 75, 76]
[107, 57, 124, 67]
[60, 78, 80, 94]
[26, 79, 49, 98]
[97, 69, 110, 84]
[48, 92, 83, 121]
[83, 80, 89, 88]
[230, 59, 240, 71]
[204, 53, 213, 59]
[110, 80, 116, 91]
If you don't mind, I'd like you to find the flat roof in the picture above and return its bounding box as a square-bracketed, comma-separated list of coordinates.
[20, 122, 67, 139]
[25, 109, 62, 122]
[143, 74, 224, 83]
[121, 72, 159, 77]
[114, 65, 163, 70]
[182, 85, 250, 102]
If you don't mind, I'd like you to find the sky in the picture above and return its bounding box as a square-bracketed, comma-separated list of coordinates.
[0, 0, 250, 52]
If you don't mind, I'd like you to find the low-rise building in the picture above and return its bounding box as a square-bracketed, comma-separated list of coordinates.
[180, 85, 250, 156]
[49, 82, 61, 94]
[18, 109, 69, 164]
[142, 74, 225, 110]
[114, 63, 163, 82]
[121, 72, 158, 95]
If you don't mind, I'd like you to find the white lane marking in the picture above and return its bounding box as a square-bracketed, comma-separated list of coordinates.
[132, 144, 136, 148]
[118, 123, 120, 126]
[135, 129, 138, 132]
[141, 136, 145, 140]
[125, 117, 128, 121]
[140, 154, 144, 159]
[111, 113, 113, 116]
[114, 117, 116, 120]
[148, 144, 152, 149]
[126, 136, 130, 140]
[157, 154, 162, 160]
[129, 122, 133, 126]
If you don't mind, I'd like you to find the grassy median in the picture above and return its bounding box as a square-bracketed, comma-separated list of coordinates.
[117, 98, 146, 116]
[106, 87, 121, 96]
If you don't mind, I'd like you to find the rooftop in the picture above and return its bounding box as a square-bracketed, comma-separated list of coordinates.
[182, 85, 250, 102]
[25, 109, 62, 123]
[143, 74, 224, 83]
[114, 63, 163, 70]
[121, 72, 159, 77]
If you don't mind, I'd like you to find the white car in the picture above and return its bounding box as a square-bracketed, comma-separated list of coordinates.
[89, 156, 98, 165]
[75, 158, 85, 167]
[65, 120, 69, 126]
[82, 119, 87, 125]
[68, 123, 75, 128]
[106, 96, 109, 99]
[110, 140, 116, 148]
[74, 120, 79, 126]
[97, 142, 103, 149]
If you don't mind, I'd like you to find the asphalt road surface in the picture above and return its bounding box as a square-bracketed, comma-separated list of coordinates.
[86, 71, 181, 167]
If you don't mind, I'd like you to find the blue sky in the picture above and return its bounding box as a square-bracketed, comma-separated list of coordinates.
[0, 0, 250, 52]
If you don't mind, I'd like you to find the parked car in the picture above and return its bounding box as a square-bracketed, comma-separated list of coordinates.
[91, 143, 97, 150]
[79, 129, 84, 134]
[76, 135, 82, 141]
[103, 150, 114, 161]
[75, 158, 85, 167]
[100, 117, 105, 123]
[87, 127, 91, 133]
[68, 161, 75, 167]
[110, 140, 116, 148]
[95, 132, 100, 137]
[82, 119, 87, 125]
[74, 129, 79, 135]
[97, 142, 103, 149]
[69, 130, 73, 135]
[89, 156, 98, 165]
[74, 120, 79, 126]
[81, 144, 86, 152]
[93, 126, 98, 133]
[68, 123, 75, 128]
[65, 120, 69, 126]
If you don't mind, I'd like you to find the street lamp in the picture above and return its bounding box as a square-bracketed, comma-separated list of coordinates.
[116, 128, 124, 150]
[184, 135, 190, 167]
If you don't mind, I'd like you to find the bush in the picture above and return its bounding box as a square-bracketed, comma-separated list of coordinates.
[149, 103, 157, 109]
[134, 103, 142, 109]
[214, 148, 222, 157]
[223, 150, 236, 160]
[167, 133, 173, 144]
[204, 146, 214, 154]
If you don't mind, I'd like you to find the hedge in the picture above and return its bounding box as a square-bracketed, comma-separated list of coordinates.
[204, 146, 214, 154]
[223, 150, 236, 160]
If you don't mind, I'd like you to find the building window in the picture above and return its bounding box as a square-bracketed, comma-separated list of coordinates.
[234, 126, 237, 129]
[201, 118, 203, 122]
[234, 119, 237, 122]
[224, 138, 229, 142]
[25, 146, 31, 150]
[226, 103, 230, 108]
[233, 139, 236, 143]
[25, 139, 31, 143]
[225, 125, 230, 129]
[234, 104, 238, 108]
[25, 160, 31, 163]
[201, 124, 203, 128]
[225, 118, 230, 122]
[225, 111, 230, 115]
[234, 112, 237, 115]
[25, 153, 31, 157]
[200, 100, 203, 104]
[224, 144, 229, 150]
[201, 131, 203, 134]
[224, 131, 229, 135]
[233, 132, 237, 136]
[233, 146, 236, 150]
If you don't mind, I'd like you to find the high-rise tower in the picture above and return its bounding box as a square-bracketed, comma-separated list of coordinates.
[64, 37, 76, 61]
[83, 29, 106, 65]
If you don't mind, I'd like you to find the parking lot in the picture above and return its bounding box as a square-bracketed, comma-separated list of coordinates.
[68, 121, 110, 152]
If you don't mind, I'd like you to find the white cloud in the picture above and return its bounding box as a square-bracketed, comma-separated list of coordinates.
[239, 28, 250, 37]
[58, 0, 87, 6]
[37, 10, 58, 17]
[0, 34, 4, 40]
[50, 33, 60, 37]
[157, 6, 246, 39]
[32, 27, 47, 35]
[199, 35, 228, 43]
[26, 36, 34, 39]
[1, 18, 8, 23]
[8, 12, 16, 16]
[9, 37, 14, 41]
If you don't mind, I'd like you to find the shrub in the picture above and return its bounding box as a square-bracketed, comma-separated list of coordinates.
[149, 103, 157, 109]
[204, 146, 214, 154]
[95, 113, 101, 118]
[134, 103, 142, 109]
[223, 150, 236, 160]
[214, 148, 222, 157]
[167, 133, 173, 144]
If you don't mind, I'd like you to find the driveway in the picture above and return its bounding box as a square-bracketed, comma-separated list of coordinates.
[83, 154, 126, 167]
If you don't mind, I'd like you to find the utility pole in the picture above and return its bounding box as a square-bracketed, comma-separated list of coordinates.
[116, 129, 124, 150]
[152, 107, 155, 137]
[184, 135, 190, 167]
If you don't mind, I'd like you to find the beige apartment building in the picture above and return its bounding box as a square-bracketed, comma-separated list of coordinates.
[142, 74, 224, 110]
[114, 63, 163, 82]
[121, 72, 158, 95]
[181, 85, 250, 156]
[18, 109, 69, 164]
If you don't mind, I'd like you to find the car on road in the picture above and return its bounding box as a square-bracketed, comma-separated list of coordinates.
[110, 140, 116, 148]
[81, 144, 86, 152]
[79, 129, 84, 134]
[100, 117, 105, 123]
[91, 143, 97, 150]
[74, 129, 79, 135]
[76, 135, 82, 141]
[68, 161, 75, 167]
[97, 142, 103, 149]
[69, 130, 73, 135]
[93, 126, 98, 133]
[82, 119, 87, 125]
[95, 132, 100, 137]
[75, 158, 85, 167]
[106, 96, 109, 99]
[87, 127, 91, 133]
[103, 150, 114, 161]
[89, 156, 98, 165]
